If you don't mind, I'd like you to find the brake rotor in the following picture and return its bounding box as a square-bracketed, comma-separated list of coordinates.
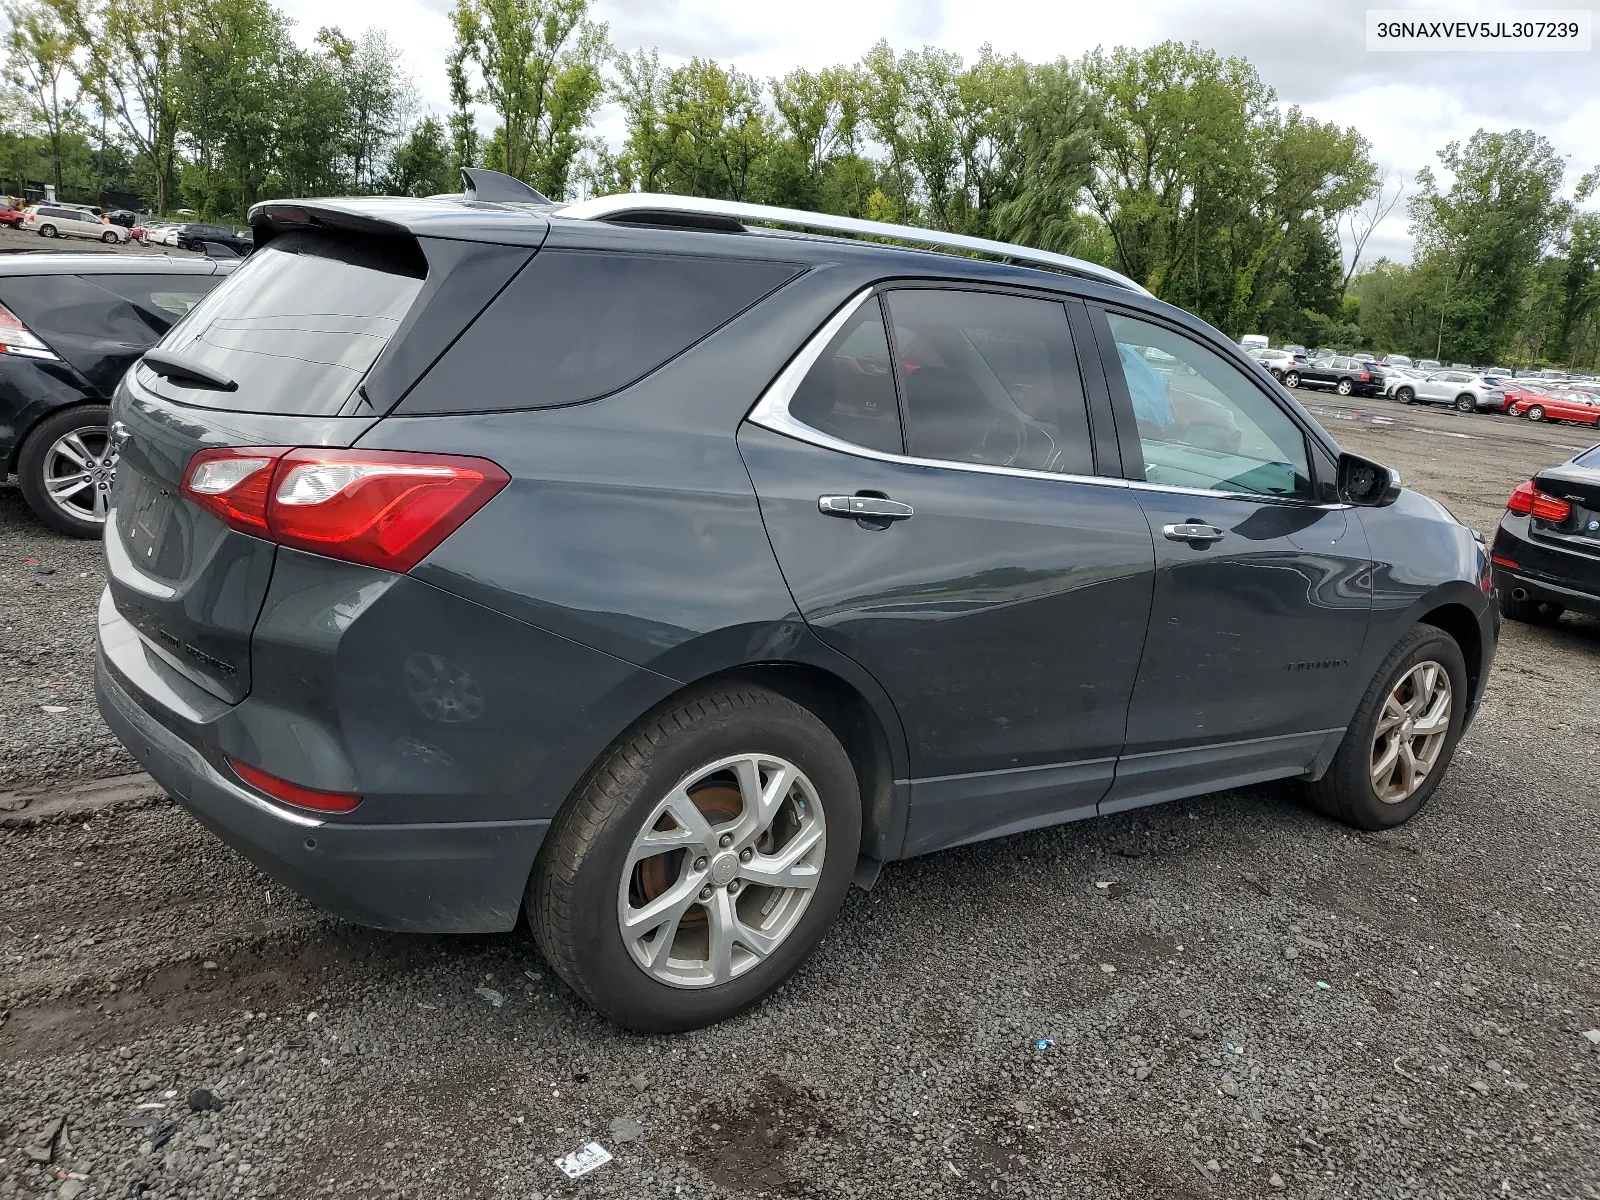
[634, 782, 742, 924]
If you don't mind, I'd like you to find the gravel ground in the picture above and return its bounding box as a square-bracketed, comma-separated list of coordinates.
[0, 228, 204, 258]
[2, 393, 1598, 1200]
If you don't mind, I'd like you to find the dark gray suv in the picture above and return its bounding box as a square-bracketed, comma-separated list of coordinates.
[95, 172, 1497, 1031]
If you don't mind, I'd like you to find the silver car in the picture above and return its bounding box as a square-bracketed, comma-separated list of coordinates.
[1391, 370, 1505, 412]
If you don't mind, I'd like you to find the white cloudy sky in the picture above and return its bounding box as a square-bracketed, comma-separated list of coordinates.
[275, 0, 1600, 264]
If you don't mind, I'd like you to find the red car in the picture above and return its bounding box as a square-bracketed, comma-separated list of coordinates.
[0, 208, 24, 229]
[1507, 387, 1600, 425]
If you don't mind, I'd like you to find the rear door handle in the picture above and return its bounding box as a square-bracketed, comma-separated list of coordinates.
[819, 495, 914, 520]
[1163, 522, 1226, 543]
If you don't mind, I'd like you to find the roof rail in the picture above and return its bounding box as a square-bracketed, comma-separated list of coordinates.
[555, 193, 1150, 295]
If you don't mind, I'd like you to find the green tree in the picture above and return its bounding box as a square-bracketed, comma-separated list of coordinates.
[387, 114, 454, 195]
[4, 0, 84, 195]
[45, 0, 188, 213]
[991, 58, 1099, 255]
[447, 0, 608, 199]
[1407, 128, 1570, 363]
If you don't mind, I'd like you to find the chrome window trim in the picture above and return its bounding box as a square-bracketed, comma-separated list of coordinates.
[556, 192, 1151, 296]
[747, 286, 1348, 509]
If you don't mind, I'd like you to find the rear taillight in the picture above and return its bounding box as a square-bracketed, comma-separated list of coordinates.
[1505, 480, 1571, 522]
[0, 301, 58, 360]
[230, 758, 360, 814]
[1359, 371, 1371, 380]
[181, 447, 509, 572]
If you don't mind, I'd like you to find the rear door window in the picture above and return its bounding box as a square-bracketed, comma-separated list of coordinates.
[884, 289, 1094, 475]
[0, 271, 224, 394]
[789, 298, 903, 455]
[397, 249, 804, 414]
[142, 230, 425, 414]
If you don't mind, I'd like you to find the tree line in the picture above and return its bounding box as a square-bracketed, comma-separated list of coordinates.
[3, 0, 1596, 369]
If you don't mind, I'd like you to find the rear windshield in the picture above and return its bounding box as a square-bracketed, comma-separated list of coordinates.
[1575, 446, 1600, 468]
[142, 230, 425, 414]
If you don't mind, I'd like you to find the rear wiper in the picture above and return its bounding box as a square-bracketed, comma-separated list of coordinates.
[141, 348, 237, 391]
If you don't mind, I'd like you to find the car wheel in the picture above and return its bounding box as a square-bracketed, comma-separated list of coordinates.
[1304, 626, 1467, 831]
[101, 230, 119, 243]
[38, 224, 56, 238]
[1396, 387, 1414, 404]
[1283, 370, 1300, 388]
[1499, 588, 1563, 626]
[1454, 394, 1476, 412]
[16, 404, 116, 538]
[528, 684, 862, 1032]
[1336, 378, 1353, 396]
[1526, 405, 1546, 422]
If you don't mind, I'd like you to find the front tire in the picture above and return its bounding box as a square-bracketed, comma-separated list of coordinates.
[1283, 370, 1300, 388]
[101, 230, 119, 243]
[528, 685, 862, 1032]
[38, 224, 57, 238]
[16, 404, 115, 538]
[1396, 387, 1414, 404]
[1305, 626, 1467, 830]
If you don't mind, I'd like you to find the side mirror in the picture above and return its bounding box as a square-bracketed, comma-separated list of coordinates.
[1337, 453, 1402, 507]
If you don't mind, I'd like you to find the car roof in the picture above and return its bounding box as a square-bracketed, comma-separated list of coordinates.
[249, 188, 1148, 298]
[0, 253, 230, 277]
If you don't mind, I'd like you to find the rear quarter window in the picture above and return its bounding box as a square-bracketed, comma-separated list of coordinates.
[397, 249, 804, 414]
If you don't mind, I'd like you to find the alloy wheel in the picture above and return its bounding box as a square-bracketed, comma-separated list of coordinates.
[1527, 406, 1545, 422]
[42, 426, 116, 525]
[1284, 371, 1299, 388]
[618, 752, 825, 989]
[1337, 378, 1353, 395]
[1370, 660, 1451, 804]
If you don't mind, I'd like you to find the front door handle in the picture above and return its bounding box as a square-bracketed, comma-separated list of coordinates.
[1162, 521, 1226, 543]
[819, 494, 914, 520]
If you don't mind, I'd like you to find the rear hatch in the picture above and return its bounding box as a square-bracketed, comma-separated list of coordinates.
[105, 228, 438, 704]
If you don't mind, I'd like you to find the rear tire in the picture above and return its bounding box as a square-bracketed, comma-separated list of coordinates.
[1455, 394, 1475, 412]
[1283, 370, 1300, 388]
[1526, 405, 1546, 422]
[1396, 387, 1414, 404]
[1499, 589, 1563, 625]
[528, 685, 862, 1032]
[1305, 626, 1467, 831]
[16, 404, 114, 538]
[1336, 378, 1354, 396]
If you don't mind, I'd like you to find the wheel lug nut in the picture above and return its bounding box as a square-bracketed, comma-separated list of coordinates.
[698, 886, 713, 901]
[739, 848, 752, 862]
[727, 880, 741, 894]
[718, 833, 733, 848]
[694, 856, 708, 871]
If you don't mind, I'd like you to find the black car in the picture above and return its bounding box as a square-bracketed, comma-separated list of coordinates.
[1286, 354, 1386, 397]
[95, 171, 1497, 1032]
[0, 254, 235, 535]
[1490, 444, 1600, 623]
[170, 223, 253, 255]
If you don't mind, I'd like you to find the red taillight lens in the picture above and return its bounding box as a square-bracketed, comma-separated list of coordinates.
[1360, 371, 1371, 380]
[0, 300, 58, 360]
[1531, 492, 1570, 521]
[1490, 554, 1519, 568]
[267, 449, 509, 572]
[230, 758, 361, 814]
[1505, 480, 1571, 521]
[181, 446, 286, 533]
[181, 447, 509, 571]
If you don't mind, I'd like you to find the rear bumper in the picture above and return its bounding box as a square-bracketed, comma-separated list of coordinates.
[1491, 519, 1600, 617]
[96, 654, 547, 933]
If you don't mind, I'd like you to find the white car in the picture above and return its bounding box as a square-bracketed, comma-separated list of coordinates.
[1390, 369, 1505, 413]
[21, 204, 129, 243]
[1383, 366, 1427, 397]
